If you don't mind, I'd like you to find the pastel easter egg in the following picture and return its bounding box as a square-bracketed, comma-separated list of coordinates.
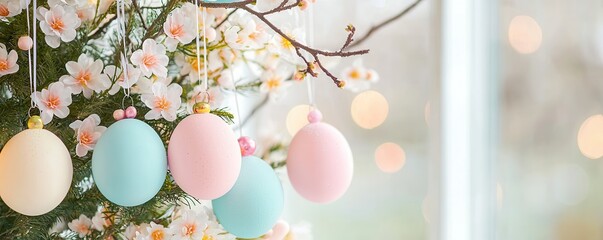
[168, 114, 241, 200]
[213, 156, 284, 238]
[92, 119, 167, 207]
[0, 129, 72, 216]
[287, 121, 354, 203]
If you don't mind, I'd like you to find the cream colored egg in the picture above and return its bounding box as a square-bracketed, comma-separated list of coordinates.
[0, 129, 73, 216]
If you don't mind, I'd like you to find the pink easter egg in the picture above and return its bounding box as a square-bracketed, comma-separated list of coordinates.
[287, 122, 353, 203]
[168, 114, 241, 200]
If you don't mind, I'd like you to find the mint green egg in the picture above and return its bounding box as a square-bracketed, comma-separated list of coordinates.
[92, 119, 167, 207]
[212, 156, 284, 238]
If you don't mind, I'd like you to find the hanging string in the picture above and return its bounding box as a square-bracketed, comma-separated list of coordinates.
[30, 0, 38, 114]
[25, 0, 34, 109]
[228, 67, 243, 137]
[201, 7, 209, 92]
[193, 1, 210, 99]
[116, 0, 131, 101]
[306, 4, 316, 109]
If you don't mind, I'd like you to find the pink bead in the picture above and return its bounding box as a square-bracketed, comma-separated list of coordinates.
[307, 109, 323, 123]
[125, 106, 137, 118]
[238, 136, 256, 157]
[113, 109, 125, 121]
[18, 36, 33, 51]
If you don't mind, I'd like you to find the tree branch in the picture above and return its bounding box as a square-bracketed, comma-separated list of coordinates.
[345, 0, 423, 50]
[198, 0, 369, 87]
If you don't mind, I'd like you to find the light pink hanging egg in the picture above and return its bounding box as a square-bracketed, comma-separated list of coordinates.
[168, 114, 241, 200]
[287, 112, 353, 203]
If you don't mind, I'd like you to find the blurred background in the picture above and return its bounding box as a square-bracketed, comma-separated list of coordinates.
[246, 0, 603, 239]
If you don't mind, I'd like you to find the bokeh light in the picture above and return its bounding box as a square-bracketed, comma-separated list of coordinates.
[286, 104, 310, 136]
[351, 91, 389, 129]
[374, 142, 405, 173]
[508, 15, 542, 54]
[577, 114, 603, 159]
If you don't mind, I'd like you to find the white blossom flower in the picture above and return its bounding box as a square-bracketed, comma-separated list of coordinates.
[163, 7, 196, 52]
[340, 59, 379, 92]
[48, 218, 67, 235]
[224, 17, 269, 50]
[104, 64, 141, 95]
[0, 43, 19, 77]
[60, 54, 111, 98]
[181, 3, 217, 42]
[69, 114, 106, 157]
[286, 222, 313, 240]
[68, 214, 92, 238]
[37, 5, 81, 48]
[131, 39, 169, 78]
[209, 48, 237, 69]
[132, 75, 172, 95]
[259, 70, 292, 100]
[269, 27, 304, 63]
[174, 52, 221, 82]
[0, 0, 23, 19]
[169, 209, 208, 240]
[33, 82, 72, 124]
[90, 209, 112, 231]
[135, 222, 169, 240]
[74, 0, 95, 22]
[123, 223, 140, 240]
[141, 82, 182, 121]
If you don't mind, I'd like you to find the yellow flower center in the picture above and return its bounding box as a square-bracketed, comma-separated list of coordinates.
[76, 70, 92, 85]
[77, 224, 89, 234]
[171, 24, 184, 37]
[80, 132, 93, 145]
[154, 97, 171, 110]
[280, 37, 293, 49]
[0, 5, 9, 17]
[349, 69, 361, 79]
[151, 230, 164, 240]
[266, 77, 281, 90]
[142, 54, 158, 67]
[184, 223, 196, 236]
[49, 17, 65, 31]
[45, 95, 61, 109]
[0, 60, 8, 71]
[189, 58, 201, 72]
[202, 234, 214, 240]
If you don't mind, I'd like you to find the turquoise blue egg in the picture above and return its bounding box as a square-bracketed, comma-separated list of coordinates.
[92, 119, 167, 207]
[212, 156, 284, 238]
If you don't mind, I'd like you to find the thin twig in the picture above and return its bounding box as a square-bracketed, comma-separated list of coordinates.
[345, 0, 423, 50]
[215, 9, 238, 29]
[88, 15, 117, 39]
[131, 0, 148, 30]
